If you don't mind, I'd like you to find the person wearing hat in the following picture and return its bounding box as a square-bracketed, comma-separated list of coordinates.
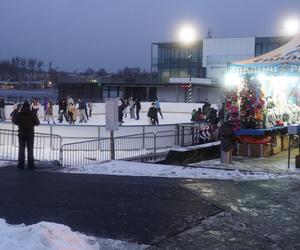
[12, 101, 40, 169]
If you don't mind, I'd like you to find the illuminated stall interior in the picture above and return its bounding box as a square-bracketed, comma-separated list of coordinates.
[226, 34, 300, 129]
[222, 34, 300, 158]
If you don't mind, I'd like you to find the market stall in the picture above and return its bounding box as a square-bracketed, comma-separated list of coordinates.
[226, 34, 300, 158]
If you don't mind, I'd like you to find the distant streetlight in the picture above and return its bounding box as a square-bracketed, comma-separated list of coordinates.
[283, 18, 300, 35]
[177, 24, 198, 103]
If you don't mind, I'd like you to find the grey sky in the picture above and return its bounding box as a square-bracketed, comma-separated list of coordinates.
[0, 0, 299, 72]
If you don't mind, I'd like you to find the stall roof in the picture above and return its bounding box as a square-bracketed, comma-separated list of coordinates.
[231, 34, 300, 69]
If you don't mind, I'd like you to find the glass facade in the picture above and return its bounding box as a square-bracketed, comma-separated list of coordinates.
[151, 42, 206, 83]
[151, 36, 291, 84]
[255, 36, 291, 56]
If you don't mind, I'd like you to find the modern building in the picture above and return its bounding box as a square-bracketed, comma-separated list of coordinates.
[56, 36, 291, 104]
[57, 79, 158, 102]
[151, 36, 291, 103]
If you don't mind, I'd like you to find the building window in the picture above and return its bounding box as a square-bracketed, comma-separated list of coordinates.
[255, 43, 263, 56]
[170, 68, 179, 77]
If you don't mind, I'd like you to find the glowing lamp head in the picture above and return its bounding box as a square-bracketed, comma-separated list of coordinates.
[283, 18, 300, 35]
[178, 25, 197, 45]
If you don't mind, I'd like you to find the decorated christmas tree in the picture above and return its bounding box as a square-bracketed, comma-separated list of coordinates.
[239, 75, 265, 129]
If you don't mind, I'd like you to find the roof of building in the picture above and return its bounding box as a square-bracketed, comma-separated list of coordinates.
[231, 34, 300, 69]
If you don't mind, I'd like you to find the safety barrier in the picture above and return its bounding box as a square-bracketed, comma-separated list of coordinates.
[5, 122, 192, 144]
[60, 133, 157, 167]
[60, 125, 217, 167]
[0, 122, 218, 167]
[0, 129, 62, 163]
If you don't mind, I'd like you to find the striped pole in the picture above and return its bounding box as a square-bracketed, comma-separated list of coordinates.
[188, 84, 192, 103]
[188, 74, 192, 103]
[188, 52, 192, 103]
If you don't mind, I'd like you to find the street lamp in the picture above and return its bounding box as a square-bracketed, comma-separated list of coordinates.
[177, 24, 198, 103]
[283, 18, 300, 35]
[178, 25, 197, 45]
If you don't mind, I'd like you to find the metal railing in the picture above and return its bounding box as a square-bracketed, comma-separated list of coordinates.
[3, 122, 194, 144]
[1, 123, 218, 167]
[60, 125, 218, 167]
[60, 133, 157, 167]
[0, 129, 62, 163]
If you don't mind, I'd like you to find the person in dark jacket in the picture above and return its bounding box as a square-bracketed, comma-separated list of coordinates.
[58, 98, 68, 123]
[147, 103, 159, 125]
[12, 101, 40, 169]
[0, 98, 6, 121]
[134, 98, 141, 120]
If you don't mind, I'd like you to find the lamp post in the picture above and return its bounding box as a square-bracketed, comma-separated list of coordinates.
[177, 24, 197, 103]
[282, 18, 300, 36]
[188, 53, 192, 103]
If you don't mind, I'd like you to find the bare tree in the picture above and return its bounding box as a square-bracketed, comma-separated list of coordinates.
[28, 58, 37, 80]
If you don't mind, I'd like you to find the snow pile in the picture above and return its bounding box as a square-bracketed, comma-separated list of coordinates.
[61, 160, 287, 181]
[0, 219, 147, 250]
[0, 219, 99, 250]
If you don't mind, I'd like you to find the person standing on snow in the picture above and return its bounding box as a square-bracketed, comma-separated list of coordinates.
[78, 98, 87, 123]
[147, 103, 159, 125]
[134, 98, 141, 120]
[0, 98, 6, 121]
[155, 97, 163, 119]
[30, 99, 40, 116]
[68, 103, 77, 124]
[46, 101, 55, 124]
[118, 97, 124, 124]
[12, 101, 40, 169]
[129, 97, 135, 119]
[88, 101, 95, 118]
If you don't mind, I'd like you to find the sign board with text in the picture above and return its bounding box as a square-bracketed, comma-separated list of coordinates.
[105, 98, 119, 131]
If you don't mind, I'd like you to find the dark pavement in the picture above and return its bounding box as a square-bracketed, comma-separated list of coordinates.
[0, 166, 222, 245]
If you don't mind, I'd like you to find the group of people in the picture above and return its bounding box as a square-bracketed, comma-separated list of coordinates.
[8, 96, 95, 125]
[117, 97, 141, 124]
[57, 96, 94, 125]
[191, 100, 220, 126]
[116, 97, 163, 126]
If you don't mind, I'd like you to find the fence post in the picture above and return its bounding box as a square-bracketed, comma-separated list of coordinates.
[11, 124, 15, 146]
[191, 126, 195, 145]
[50, 125, 53, 148]
[98, 126, 101, 150]
[154, 133, 157, 155]
[175, 124, 180, 146]
[59, 147, 63, 166]
[110, 130, 115, 160]
[142, 126, 145, 149]
[181, 125, 185, 147]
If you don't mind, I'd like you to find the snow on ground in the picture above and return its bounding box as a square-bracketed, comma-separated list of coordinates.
[60, 160, 289, 181]
[0, 161, 13, 168]
[0, 219, 147, 250]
